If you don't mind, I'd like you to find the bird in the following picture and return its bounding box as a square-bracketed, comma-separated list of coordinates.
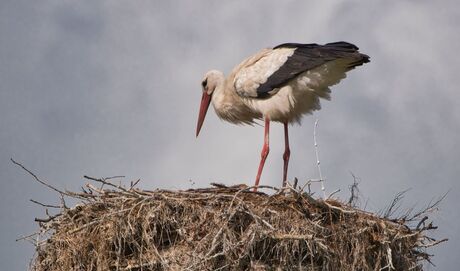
[196, 41, 369, 191]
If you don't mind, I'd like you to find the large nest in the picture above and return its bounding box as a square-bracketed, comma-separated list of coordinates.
[22, 173, 446, 271]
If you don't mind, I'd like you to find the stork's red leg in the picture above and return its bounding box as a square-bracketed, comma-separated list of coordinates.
[254, 118, 270, 191]
[282, 122, 290, 187]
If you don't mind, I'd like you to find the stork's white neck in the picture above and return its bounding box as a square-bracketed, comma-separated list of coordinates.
[211, 74, 226, 108]
[208, 71, 257, 125]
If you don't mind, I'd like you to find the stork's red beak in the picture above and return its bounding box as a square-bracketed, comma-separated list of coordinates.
[196, 92, 212, 137]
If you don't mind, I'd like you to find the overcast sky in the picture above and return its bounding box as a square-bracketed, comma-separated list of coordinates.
[1, 1, 459, 270]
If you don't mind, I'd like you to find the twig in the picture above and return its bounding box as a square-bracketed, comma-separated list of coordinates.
[60, 195, 68, 209]
[29, 199, 60, 209]
[104, 175, 125, 180]
[383, 189, 411, 218]
[35, 213, 61, 223]
[83, 175, 140, 198]
[416, 216, 429, 230]
[272, 233, 313, 240]
[86, 183, 105, 194]
[11, 158, 68, 196]
[408, 190, 449, 221]
[323, 200, 356, 214]
[379, 246, 395, 270]
[244, 210, 275, 230]
[327, 189, 340, 199]
[313, 119, 326, 198]
[418, 238, 448, 248]
[348, 172, 360, 206]
[204, 227, 224, 258]
[16, 232, 39, 242]
[130, 179, 141, 189]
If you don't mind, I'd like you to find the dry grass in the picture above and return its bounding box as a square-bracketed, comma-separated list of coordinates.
[21, 173, 446, 271]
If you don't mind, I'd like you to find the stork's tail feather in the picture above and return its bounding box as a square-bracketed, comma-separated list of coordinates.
[324, 41, 359, 51]
[346, 53, 370, 69]
[323, 41, 370, 70]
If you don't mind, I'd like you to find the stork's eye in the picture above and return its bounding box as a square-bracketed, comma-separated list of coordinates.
[202, 79, 208, 88]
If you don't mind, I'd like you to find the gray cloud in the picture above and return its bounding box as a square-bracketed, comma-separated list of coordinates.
[1, 1, 459, 270]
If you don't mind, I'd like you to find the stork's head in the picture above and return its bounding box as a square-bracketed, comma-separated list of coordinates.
[196, 70, 224, 137]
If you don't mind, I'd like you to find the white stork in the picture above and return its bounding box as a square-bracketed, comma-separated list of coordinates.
[196, 41, 369, 191]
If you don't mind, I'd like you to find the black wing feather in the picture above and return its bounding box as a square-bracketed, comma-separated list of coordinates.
[256, 41, 369, 98]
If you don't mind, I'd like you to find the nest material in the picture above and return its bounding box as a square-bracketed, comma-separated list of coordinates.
[30, 179, 443, 271]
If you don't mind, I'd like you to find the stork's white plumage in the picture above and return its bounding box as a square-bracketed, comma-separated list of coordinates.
[196, 42, 369, 191]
